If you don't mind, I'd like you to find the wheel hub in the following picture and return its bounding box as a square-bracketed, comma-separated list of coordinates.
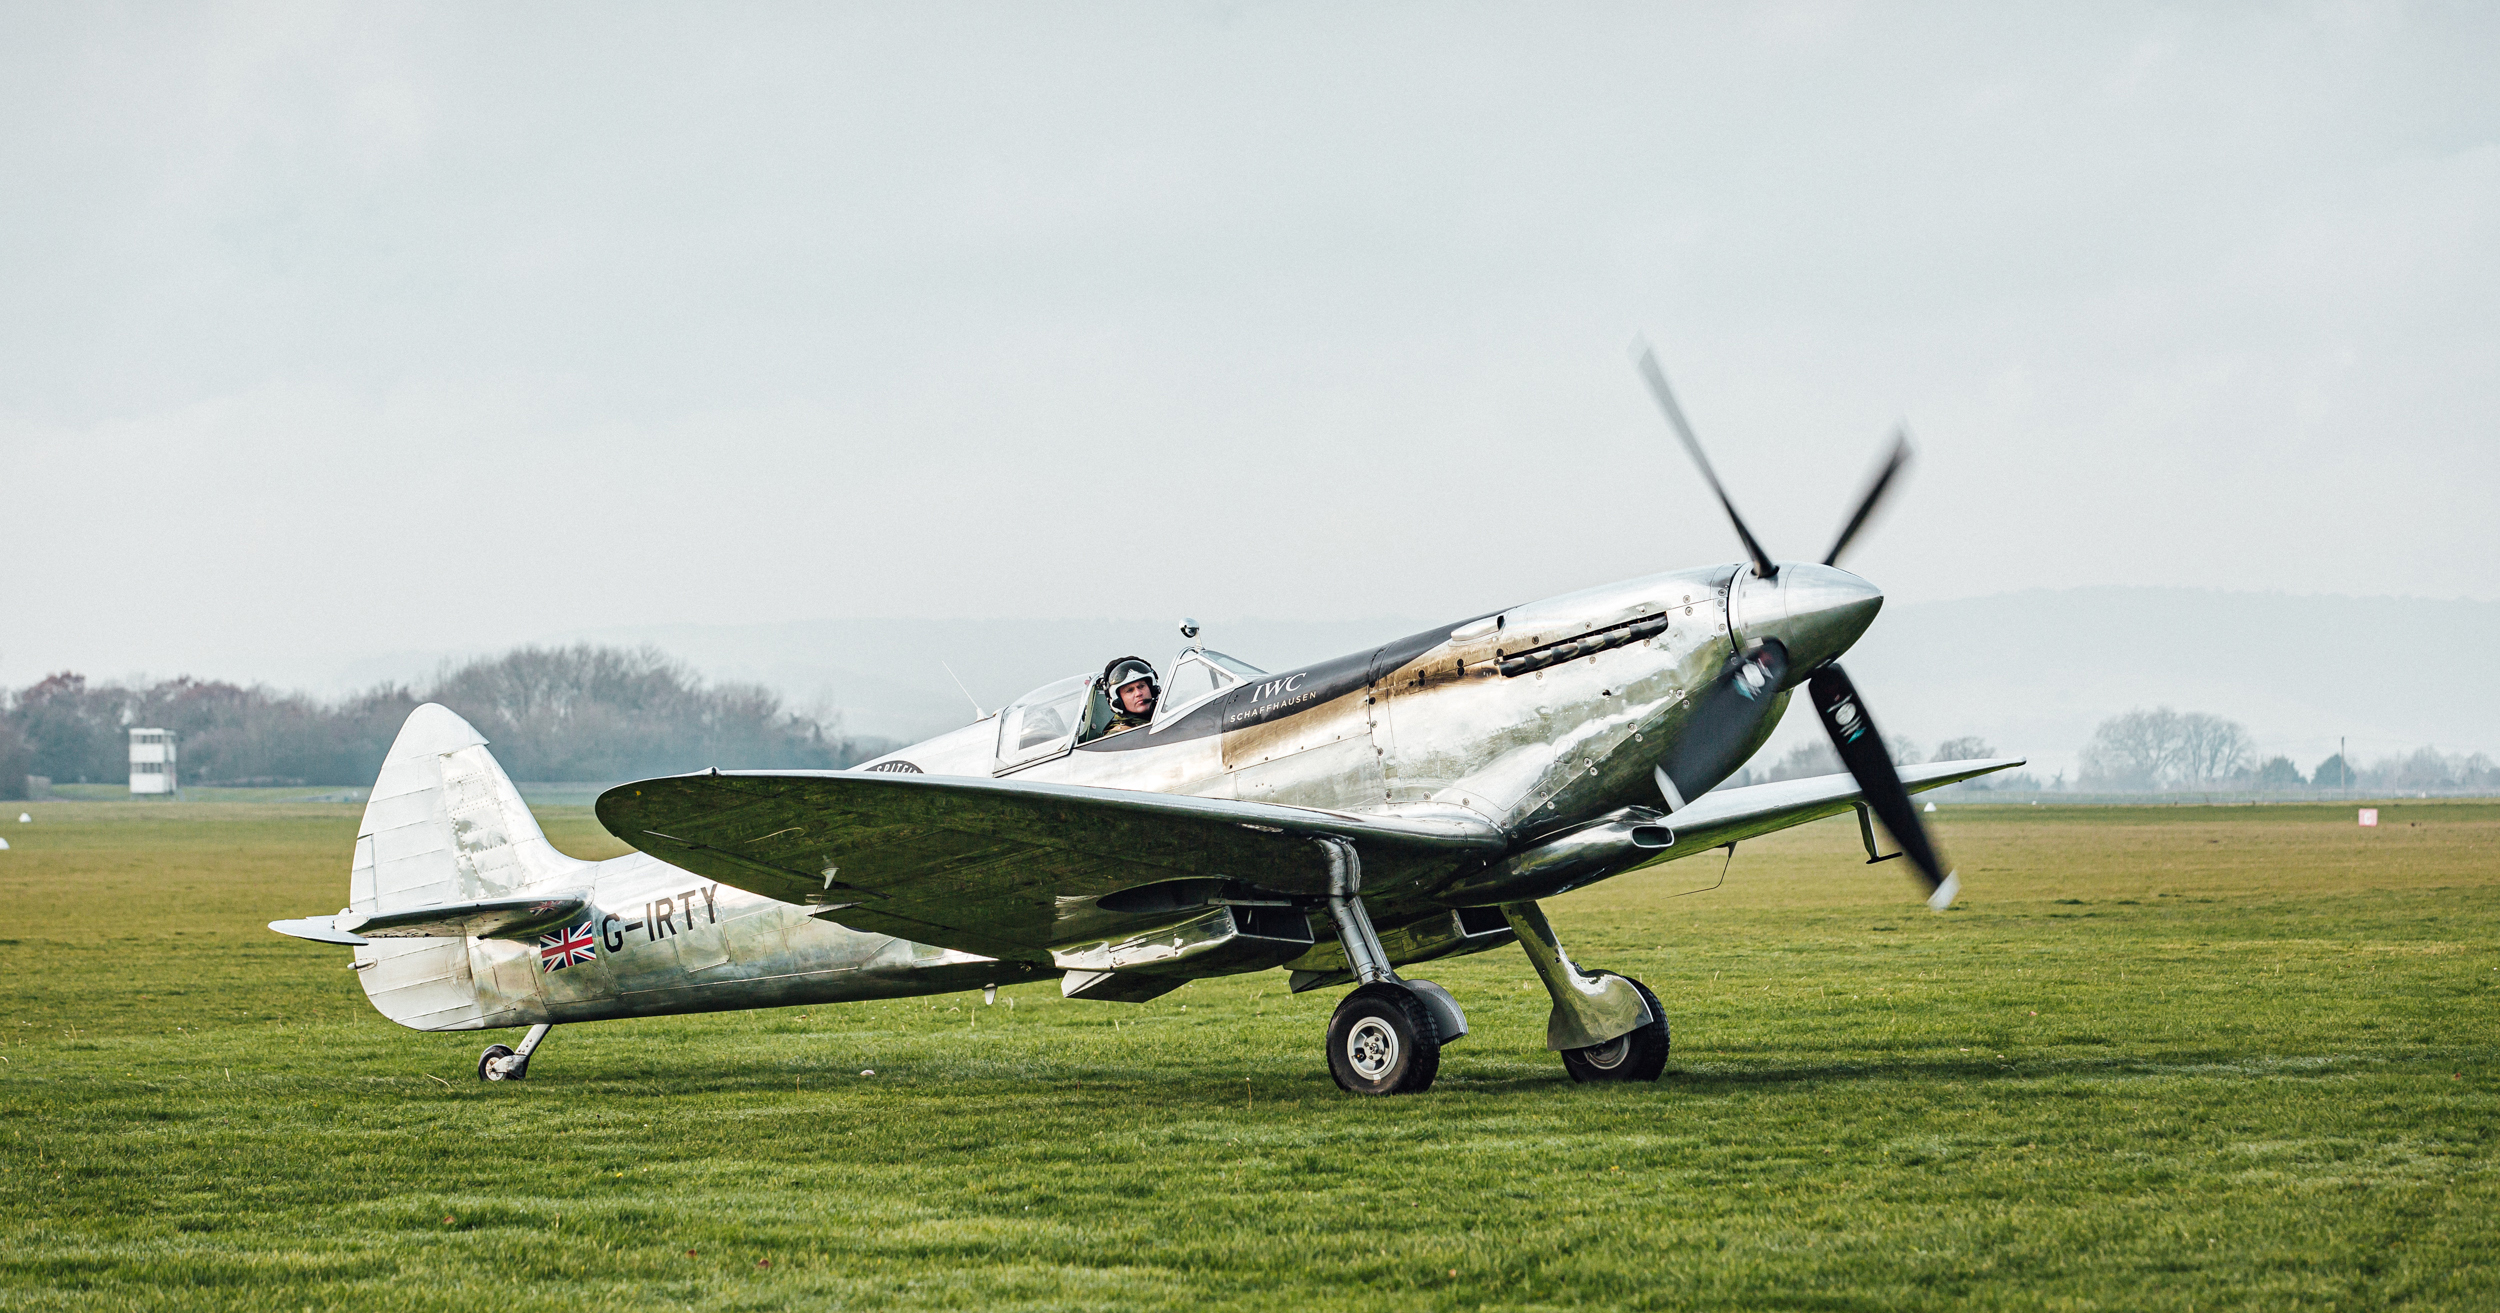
[1581, 1035, 1632, 1070]
[1345, 1016, 1400, 1081]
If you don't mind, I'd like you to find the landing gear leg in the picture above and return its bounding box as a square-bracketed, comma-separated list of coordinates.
[1500, 901, 1669, 1083]
[1317, 839, 1455, 1095]
[478, 1023, 554, 1082]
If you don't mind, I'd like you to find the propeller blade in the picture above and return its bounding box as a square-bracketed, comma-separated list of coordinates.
[1807, 663, 1959, 910]
[1632, 342, 1779, 581]
[1822, 429, 1912, 567]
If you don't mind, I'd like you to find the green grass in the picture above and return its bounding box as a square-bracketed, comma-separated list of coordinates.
[2, 799, 2494, 1310]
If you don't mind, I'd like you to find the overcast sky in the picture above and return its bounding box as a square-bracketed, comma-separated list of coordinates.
[4, 2, 2494, 693]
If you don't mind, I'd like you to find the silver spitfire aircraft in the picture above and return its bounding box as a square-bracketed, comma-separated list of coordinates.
[273, 351, 2019, 1095]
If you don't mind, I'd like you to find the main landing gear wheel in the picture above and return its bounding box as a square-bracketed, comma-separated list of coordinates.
[1559, 974, 1670, 1084]
[1327, 982, 1443, 1095]
[478, 1044, 526, 1082]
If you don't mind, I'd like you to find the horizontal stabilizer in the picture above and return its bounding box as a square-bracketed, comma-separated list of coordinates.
[269, 915, 371, 946]
[332, 891, 590, 941]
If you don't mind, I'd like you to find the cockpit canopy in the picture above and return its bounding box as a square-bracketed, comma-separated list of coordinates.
[992, 647, 1268, 771]
[1156, 648, 1265, 720]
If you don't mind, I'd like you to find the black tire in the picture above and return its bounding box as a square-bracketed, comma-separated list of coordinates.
[1326, 982, 1443, 1095]
[478, 1043, 521, 1082]
[1559, 974, 1670, 1084]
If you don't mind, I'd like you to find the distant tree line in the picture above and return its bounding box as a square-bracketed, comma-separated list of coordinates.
[0, 645, 897, 798]
[1735, 709, 2498, 796]
[2078, 706, 2499, 793]
[2272, 745, 2498, 793]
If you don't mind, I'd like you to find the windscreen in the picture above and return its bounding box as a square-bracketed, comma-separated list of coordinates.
[996, 675, 1091, 766]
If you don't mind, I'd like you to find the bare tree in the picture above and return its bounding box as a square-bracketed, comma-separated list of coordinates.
[2080, 707, 2181, 789]
[1932, 736, 1996, 762]
[2175, 712, 2252, 784]
[2080, 707, 2253, 790]
[2378, 746, 2459, 791]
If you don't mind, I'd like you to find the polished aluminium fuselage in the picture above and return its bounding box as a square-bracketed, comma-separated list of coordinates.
[391, 561, 1883, 1031]
[371, 851, 1005, 1032]
[856, 561, 1881, 953]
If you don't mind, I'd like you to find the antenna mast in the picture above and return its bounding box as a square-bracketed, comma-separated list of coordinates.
[941, 662, 985, 721]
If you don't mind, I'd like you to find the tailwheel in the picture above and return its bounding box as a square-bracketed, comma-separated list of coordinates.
[1559, 974, 1670, 1083]
[1327, 982, 1443, 1095]
[477, 1043, 526, 1082]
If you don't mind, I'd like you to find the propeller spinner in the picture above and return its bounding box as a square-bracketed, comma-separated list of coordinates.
[1631, 342, 1955, 909]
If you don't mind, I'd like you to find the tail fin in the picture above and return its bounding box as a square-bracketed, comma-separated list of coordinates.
[352, 704, 589, 916]
[350, 704, 591, 1031]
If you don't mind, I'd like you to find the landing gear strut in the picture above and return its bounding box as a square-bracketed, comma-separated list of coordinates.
[1317, 839, 1465, 1095]
[478, 1023, 554, 1081]
[1502, 901, 1669, 1083]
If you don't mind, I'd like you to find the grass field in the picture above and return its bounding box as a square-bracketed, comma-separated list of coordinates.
[2, 799, 2494, 1310]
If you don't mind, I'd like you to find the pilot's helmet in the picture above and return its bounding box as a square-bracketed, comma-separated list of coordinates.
[1103, 657, 1159, 710]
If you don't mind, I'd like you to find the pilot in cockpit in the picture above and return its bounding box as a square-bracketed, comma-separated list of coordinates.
[1097, 657, 1160, 737]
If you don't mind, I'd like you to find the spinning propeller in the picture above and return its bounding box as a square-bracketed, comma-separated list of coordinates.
[1633, 344, 1957, 911]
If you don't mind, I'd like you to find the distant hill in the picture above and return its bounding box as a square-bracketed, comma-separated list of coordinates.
[538, 588, 2499, 776]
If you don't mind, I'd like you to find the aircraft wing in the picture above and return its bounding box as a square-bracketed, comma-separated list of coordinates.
[596, 771, 1506, 961]
[1661, 757, 2026, 854]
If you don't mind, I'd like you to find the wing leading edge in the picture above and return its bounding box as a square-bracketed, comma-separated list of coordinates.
[596, 771, 1504, 961]
[1663, 757, 2025, 852]
[1435, 757, 2024, 905]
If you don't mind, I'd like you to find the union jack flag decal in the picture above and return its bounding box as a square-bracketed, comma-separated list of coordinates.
[538, 919, 597, 972]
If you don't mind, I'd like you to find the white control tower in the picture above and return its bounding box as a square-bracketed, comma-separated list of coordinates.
[129, 728, 178, 797]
